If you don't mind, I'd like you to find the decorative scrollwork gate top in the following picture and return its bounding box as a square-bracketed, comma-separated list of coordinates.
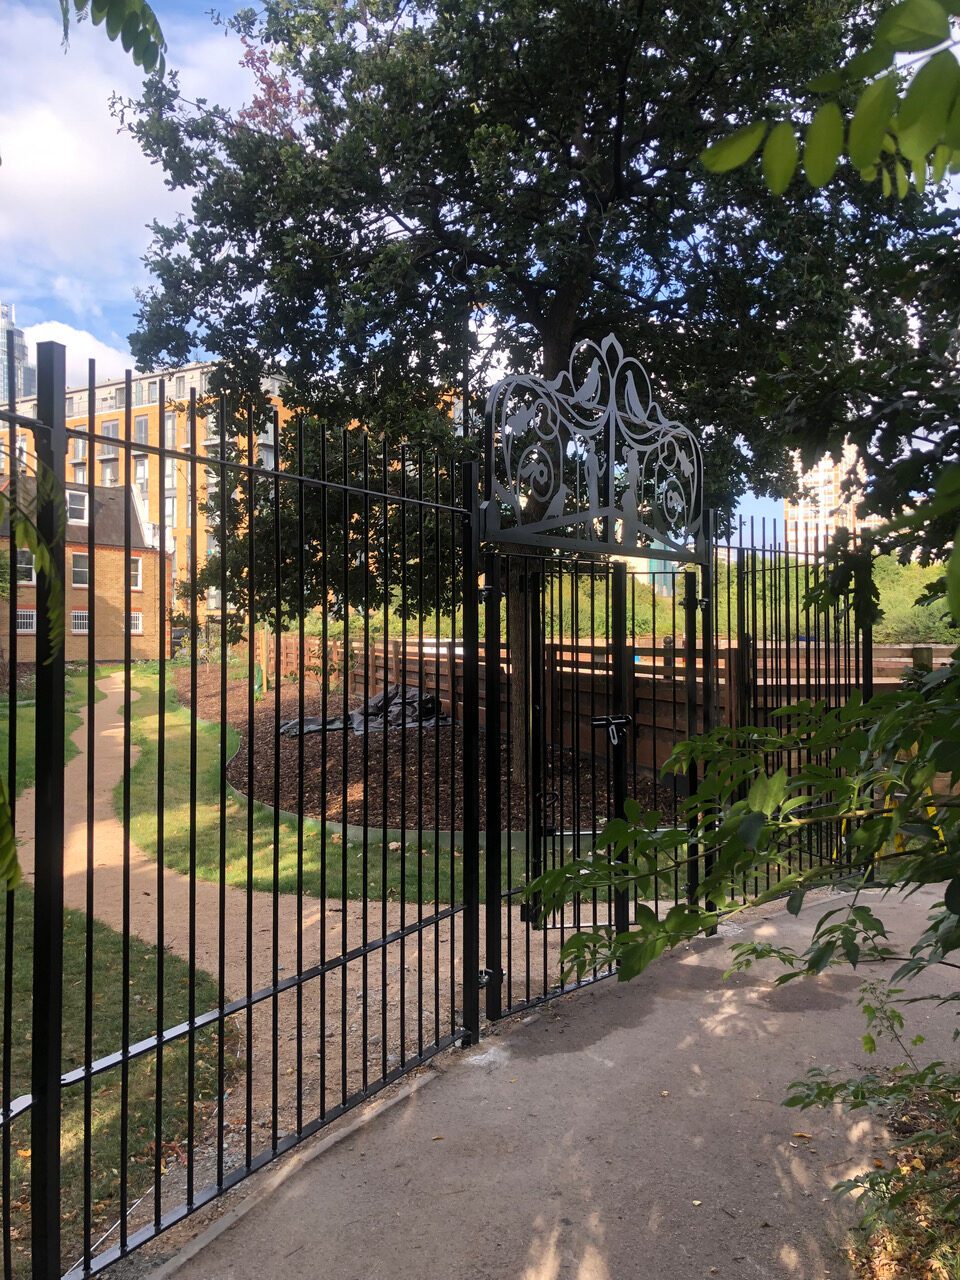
[482, 333, 703, 560]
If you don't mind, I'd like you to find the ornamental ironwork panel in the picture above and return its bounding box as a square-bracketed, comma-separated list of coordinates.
[482, 333, 703, 560]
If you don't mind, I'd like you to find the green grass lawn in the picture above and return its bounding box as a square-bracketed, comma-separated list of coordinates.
[122, 667, 531, 903]
[0, 668, 105, 797]
[0, 886, 233, 1276]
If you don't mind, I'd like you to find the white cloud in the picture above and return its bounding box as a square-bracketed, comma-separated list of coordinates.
[22, 321, 132, 388]
[0, 3, 254, 334]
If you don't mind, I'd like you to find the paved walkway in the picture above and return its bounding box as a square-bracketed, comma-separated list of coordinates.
[150, 884, 950, 1280]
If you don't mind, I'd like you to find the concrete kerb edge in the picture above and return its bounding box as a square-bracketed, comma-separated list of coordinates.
[149, 1070, 440, 1279]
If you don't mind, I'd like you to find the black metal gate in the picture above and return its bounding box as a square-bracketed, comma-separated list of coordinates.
[0, 334, 872, 1278]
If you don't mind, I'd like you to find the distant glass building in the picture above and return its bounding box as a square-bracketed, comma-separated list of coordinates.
[0, 301, 37, 400]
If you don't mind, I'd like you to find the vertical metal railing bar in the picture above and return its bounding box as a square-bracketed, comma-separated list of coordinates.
[542, 562, 554, 993]
[504, 555, 514, 1011]
[244, 406, 256, 1168]
[483, 551, 502, 1022]
[522, 565, 532, 1004]
[460, 459, 481, 1045]
[432, 457, 441, 1046]
[447, 480, 459, 1030]
[398, 446, 409, 1064]
[571, 565, 583, 930]
[603, 567, 613, 939]
[588, 564, 600, 949]
[556, 566, 568, 951]
[119, 367, 134, 1252]
[379, 441, 390, 1078]
[317, 422, 329, 1121]
[295, 414, 306, 1137]
[270, 407, 282, 1154]
[416, 449, 425, 1057]
[360, 434, 370, 1091]
[31, 341, 67, 1280]
[216, 390, 228, 1184]
[186, 386, 199, 1208]
[670, 569, 680, 905]
[2, 330, 17, 1280]
[339, 428, 349, 1105]
[650, 566, 659, 917]
[154, 375, 167, 1229]
[83, 357, 97, 1269]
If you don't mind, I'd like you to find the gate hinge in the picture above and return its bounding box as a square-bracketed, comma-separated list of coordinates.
[479, 585, 503, 604]
[697, 597, 709, 612]
[478, 968, 503, 989]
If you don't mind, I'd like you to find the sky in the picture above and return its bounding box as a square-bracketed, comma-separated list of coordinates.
[0, 0, 781, 524]
[0, 0, 254, 384]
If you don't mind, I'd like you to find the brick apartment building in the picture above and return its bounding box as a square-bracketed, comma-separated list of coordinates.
[0, 481, 171, 662]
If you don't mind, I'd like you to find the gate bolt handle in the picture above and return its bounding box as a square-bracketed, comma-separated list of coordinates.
[591, 714, 633, 747]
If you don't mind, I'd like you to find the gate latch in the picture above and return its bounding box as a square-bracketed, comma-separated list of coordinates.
[591, 714, 633, 747]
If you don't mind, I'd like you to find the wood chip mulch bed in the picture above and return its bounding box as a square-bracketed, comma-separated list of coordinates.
[174, 664, 664, 830]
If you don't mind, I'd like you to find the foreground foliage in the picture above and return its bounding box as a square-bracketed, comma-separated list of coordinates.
[533, 471, 960, 1256]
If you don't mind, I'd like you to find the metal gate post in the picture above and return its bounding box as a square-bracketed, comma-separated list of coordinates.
[32, 341, 67, 1278]
[611, 562, 631, 937]
[482, 552, 503, 1021]
[461, 460, 482, 1044]
[521, 564, 544, 925]
[683, 571, 700, 906]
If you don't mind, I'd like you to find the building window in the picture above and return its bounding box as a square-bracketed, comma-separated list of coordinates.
[127, 611, 143, 635]
[73, 437, 87, 461]
[164, 412, 176, 449]
[206, 532, 218, 557]
[207, 587, 222, 611]
[170, 536, 177, 577]
[174, 375, 185, 398]
[164, 494, 177, 527]
[148, 381, 158, 404]
[164, 458, 176, 490]
[15, 436, 26, 475]
[114, 385, 126, 410]
[65, 396, 75, 417]
[73, 463, 86, 487]
[72, 553, 89, 588]
[129, 556, 142, 591]
[134, 456, 148, 499]
[16, 609, 36, 634]
[259, 444, 275, 470]
[66, 491, 88, 523]
[205, 465, 219, 496]
[16, 549, 35, 584]
[99, 420, 119, 457]
[134, 415, 149, 446]
[101, 459, 119, 487]
[71, 610, 89, 634]
[134, 380, 144, 407]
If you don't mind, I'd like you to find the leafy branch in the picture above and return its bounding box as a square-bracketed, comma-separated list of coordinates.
[701, 0, 960, 197]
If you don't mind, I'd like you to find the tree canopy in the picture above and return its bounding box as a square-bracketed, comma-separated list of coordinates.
[119, 0, 950, 521]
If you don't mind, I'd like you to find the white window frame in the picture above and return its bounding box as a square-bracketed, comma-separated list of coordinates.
[71, 610, 89, 635]
[99, 419, 120, 457]
[174, 375, 185, 398]
[73, 463, 86, 487]
[148, 381, 158, 404]
[134, 414, 149, 446]
[73, 436, 87, 461]
[66, 491, 88, 523]
[16, 608, 36, 635]
[100, 459, 119, 488]
[127, 611, 143, 635]
[134, 456, 149, 497]
[129, 556, 142, 591]
[65, 396, 75, 417]
[72, 552, 89, 589]
[16, 549, 35, 585]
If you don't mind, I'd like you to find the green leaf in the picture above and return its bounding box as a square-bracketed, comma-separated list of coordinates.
[862, 1032, 877, 1054]
[807, 71, 844, 93]
[876, 0, 951, 52]
[945, 95, 960, 148]
[804, 102, 844, 187]
[895, 158, 910, 197]
[700, 121, 768, 174]
[106, 0, 126, 40]
[846, 41, 896, 80]
[142, 40, 159, 72]
[761, 122, 798, 193]
[897, 50, 960, 162]
[945, 876, 960, 915]
[849, 75, 898, 168]
[738, 810, 766, 849]
[120, 11, 141, 52]
[947, 527, 960, 624]
[786, 888, 806, 916]
[747, 766, 788, 816]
